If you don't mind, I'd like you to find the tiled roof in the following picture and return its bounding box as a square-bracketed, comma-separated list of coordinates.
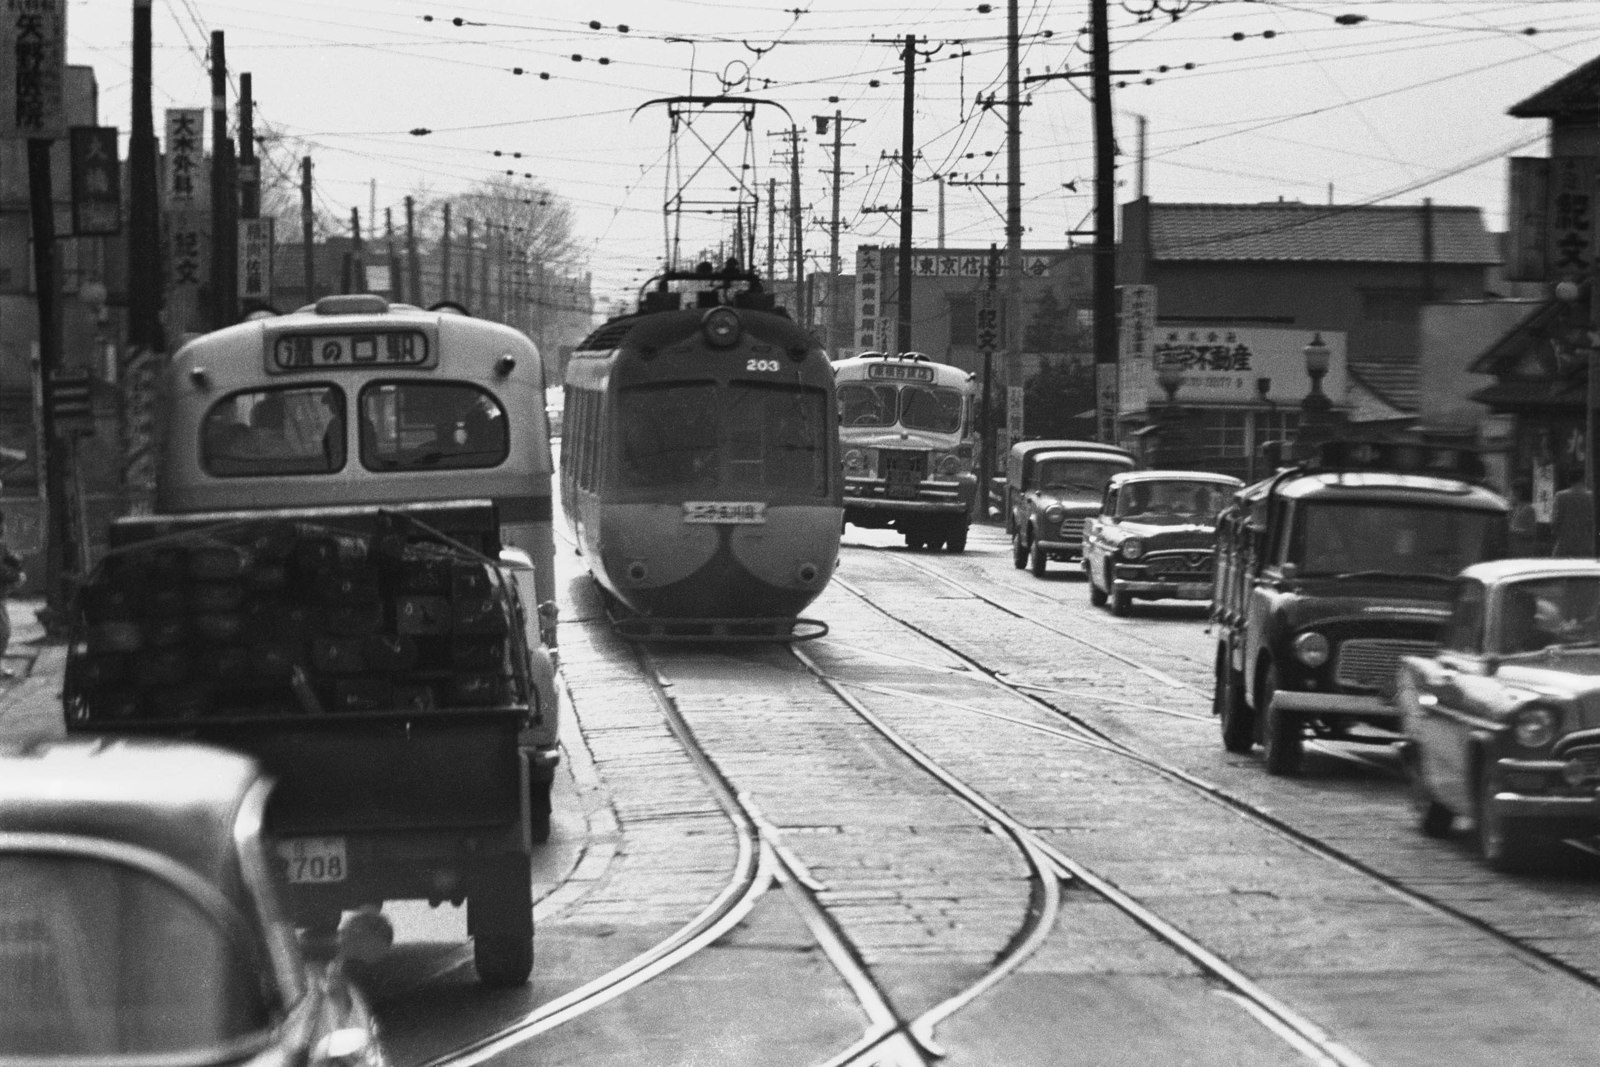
[1508, 55, 1600, 120]
[1347, 360, 1420, 413]
[1148, 202, 1500, 264]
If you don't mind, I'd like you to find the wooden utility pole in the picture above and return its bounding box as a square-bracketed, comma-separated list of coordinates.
[300, 157, 315, 300]
[209, 31, 237, 328]
[441, 203, 453, 303]
[788, 126, 804, 326]
[766, 178, 777, 280]
[1091, 0, 1118, 444]
[128, 0, 161, 351]
[463, 217, 475, 309]
[405, 196, 421, 304]
[898, 35, 916, 354]
[818, 110, 862, 356]
[1005, 1, 1022, 394]
[238, 73, 258, 219]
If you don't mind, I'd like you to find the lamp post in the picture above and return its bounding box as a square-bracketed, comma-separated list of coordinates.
[1155, 359, 1184, 468]
[1299, 332, 1334, 458]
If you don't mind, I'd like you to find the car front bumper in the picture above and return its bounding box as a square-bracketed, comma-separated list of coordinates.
[1112, 578, 1211, 600]
[1269, 690, 1400, 724]
[1487, 758, 1600, 823]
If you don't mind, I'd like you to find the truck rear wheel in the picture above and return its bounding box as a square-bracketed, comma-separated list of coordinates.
[1260, 665, 1302, 776]
[1214, 643, 1253, 753]
[1012, 531, 1027, 569]
[945, 521, 968, 553]
[470, 854, 534, 986]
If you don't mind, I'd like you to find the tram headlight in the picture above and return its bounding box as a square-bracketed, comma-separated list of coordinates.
[702, 307, 742, 348]
[1120, 538, 1144, 560]
[1293, 631, 1330, 668]
[843, 448, 870, 475]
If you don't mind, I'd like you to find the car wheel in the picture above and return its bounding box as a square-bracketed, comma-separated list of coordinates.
[1260, 664, 1302, 776]
[1214, 642, 1253, 754]
[1475, 760, 1543, 872]
[946, 524, 968, 553]
[1012, 530, 1027, 569]
[1029, 536, 1047, 577]
[470, 854, 535, 986]
[1088, 563, 1108, 607]
[1111, 586, 1132, 616]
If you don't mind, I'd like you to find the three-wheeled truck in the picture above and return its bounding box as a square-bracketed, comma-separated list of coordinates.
[64, 500, 544, 987]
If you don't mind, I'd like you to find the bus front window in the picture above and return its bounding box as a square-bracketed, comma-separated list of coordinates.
[898, 386, 962, 434]
[838, 383, 896, 427]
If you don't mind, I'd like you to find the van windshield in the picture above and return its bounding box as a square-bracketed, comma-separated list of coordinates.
[1290, 502, 1505, 579]
[1036, 458, 1127, 495]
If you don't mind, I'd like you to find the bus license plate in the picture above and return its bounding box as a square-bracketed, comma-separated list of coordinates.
[277, 837, 348, 884]
[683, 502, 766, 524]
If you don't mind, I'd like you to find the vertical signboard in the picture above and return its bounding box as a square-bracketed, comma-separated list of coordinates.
[1116, 284, 1156, 416]
[1548, 155, 1595, 282]
[1, 0, 66, 140]
[164, 109, 205, 205]
[69, 126, 121, 235]
[854, 246, 880, 356]
[238, 217, 274, 304]
[1004, 384, 1025, 458]
[1506, 156, 1549, 283]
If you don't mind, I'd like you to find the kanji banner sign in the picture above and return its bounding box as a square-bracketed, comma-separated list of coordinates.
[165, 109, 205, 204]
[70, 126, 121, 236]
[1, 0, 66, 139]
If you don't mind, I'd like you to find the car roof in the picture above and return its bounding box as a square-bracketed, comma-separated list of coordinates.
[1010, 439, 1134, 459]
[1242, 470, 1508, 510]
[1110, 470, 1243, 487]
[0, 738, 266, 886]
[1461, 558, 1600, 584]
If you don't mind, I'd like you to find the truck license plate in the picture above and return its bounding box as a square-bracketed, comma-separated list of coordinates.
[277, 837, 348, 884]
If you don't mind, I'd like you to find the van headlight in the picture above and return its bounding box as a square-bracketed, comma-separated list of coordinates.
[1293, 632, 1330, 668]
[1044, 504, 1065, 523]
[1512, 705, 1558, 749]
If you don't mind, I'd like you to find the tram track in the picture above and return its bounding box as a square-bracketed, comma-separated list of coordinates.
[824, 561, 1600, 998]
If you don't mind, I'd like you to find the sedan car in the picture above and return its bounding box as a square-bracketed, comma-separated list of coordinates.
[0, 738, 387, 1065]
[1082, 470, 1243, 615]
[1396, 559, 1600, 871]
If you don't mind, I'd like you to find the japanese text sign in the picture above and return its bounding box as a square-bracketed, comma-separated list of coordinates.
[1, 0, 66, 139]
[70, 126, 121, 236]
[165, 109, 205, 204]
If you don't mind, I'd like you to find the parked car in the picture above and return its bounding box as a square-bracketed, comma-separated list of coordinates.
[1006, 440, 1140, 577]
[1396, 559, 1600, 871]
[0, 738, 388, 1065]
[1083, 470, 1243, 615]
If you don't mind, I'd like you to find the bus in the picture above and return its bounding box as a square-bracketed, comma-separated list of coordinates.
[834, 351, 980, 551]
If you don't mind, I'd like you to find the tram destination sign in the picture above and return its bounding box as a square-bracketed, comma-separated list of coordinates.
[867, 362, 934, 383]
[268, 330, 434, 373]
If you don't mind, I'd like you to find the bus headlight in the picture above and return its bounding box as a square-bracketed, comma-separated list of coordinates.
[1293, 631, 1330, 668]
[843, 449, 869, 474]
[1120, 538, 1144, 560]
[935, 452, 966, 476]
[1512, 705, 1558, 749]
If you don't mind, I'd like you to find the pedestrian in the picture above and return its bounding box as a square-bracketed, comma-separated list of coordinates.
[1508, 477, 1539, 557]
[1550, 472, 1596, 558]
[0, 511, 24, 678]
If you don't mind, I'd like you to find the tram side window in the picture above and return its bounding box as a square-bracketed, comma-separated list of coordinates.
[359, 383, 507, 472]
[202, 386, 344, 477]
[616, 383, 718, 488]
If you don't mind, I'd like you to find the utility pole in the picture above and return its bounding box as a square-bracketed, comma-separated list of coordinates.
[386, 208, 399, 302]
[125, 0, 163, 519]
[480, 221, 491, 316]
[463, 217, 475, 309]
[209, 31, 236, 328]
[441, 203, 453, 304]
[300, 157, 315, 300]
[1005, 1, 1022, 397]
[405, 196, 421, 305]
[238, 73, 258, 220]
[898, 34, 916, 354]
[766, 178, 777, 280]
[788, 126, 804, 326]
[816, 111, 863, 356]
[350, 208, 364, 293]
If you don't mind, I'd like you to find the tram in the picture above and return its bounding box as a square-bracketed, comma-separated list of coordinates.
[833, 351, 980, 551]
[561, 262, 843, 640]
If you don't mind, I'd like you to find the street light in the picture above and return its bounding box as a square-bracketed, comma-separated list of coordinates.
[1154, 359, 1184, 467]
[1299, 332, 1334, 456]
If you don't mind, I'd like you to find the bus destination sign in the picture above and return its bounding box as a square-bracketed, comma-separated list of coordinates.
[268, 330, 434, 373]
[866, 362, 935, 383]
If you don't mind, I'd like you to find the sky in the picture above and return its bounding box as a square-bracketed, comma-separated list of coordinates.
[63, 0, 1600, 314]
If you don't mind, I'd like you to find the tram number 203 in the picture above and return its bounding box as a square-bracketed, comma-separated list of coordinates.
[747, 358, 782, 373]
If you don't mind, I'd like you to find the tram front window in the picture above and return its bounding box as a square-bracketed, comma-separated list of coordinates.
[360, 382, 509, 471]
[617, 382, 828, 495]
[202, 386, 343, 477]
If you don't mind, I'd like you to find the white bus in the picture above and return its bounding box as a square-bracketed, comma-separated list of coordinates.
[834, 351, 980, 552]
